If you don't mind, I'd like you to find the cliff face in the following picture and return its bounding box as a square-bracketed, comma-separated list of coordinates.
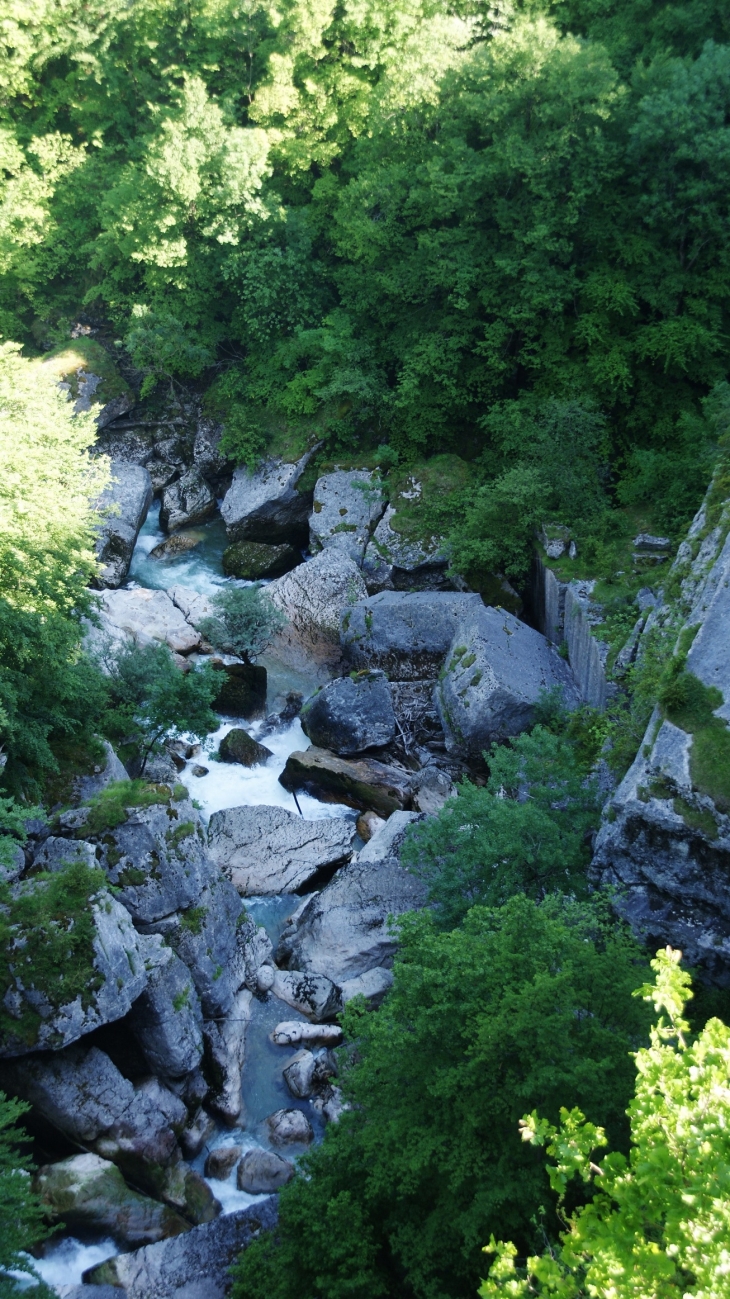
[592, 486, 730, 984]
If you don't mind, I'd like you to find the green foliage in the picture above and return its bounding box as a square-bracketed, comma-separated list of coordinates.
[198, 584, 286, 662]
[124, 307, 215, 398]
[480, 947, 730, 1299]
[0, 1090, 52, 1299]
[659, 668, 730, 813]
[0, 860, 106, 1049]
[82, 778, 172, 834]
[402, 726, 600, 928]
[231, 894, 651, 1299]
[100, 641, 218, 775]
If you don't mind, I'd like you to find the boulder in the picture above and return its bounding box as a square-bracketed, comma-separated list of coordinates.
[129, 941, 204, 1080]
[282, 1049, 316, 1099]
[436, 605, 581, 757]
[300, 670, 396, 755]
[94, 797, 216, 925]
[267, 548, 367, 675]
[276, 856, 428, 983]
[271, 1021, 343, 1047]
[207, 804, 356, 894]
[204, 1145, 242, 1181]
[264, 1108, 314, 1148]
[169, 585, 217, 632]
[0, 1046, 182, 1196]
[271, 970, 343, 1022]
[85, 1198, 279, 1298]
[222, 540, 301, 580]
[210, 661, 268, 718]
[309, 469, 385, 564]
[180, 1107, 216, 1160]
[411, 766, 455, 814]
[355, 810, 421, 864]
[356, 810, 386, 842]
[237, 1148, 294, 1193]
[94, 462, 153, 588]
[158, 1160, 221, 1225]
[258, 691, 304, 738]
[362, 503, 450, 593]
[279, 747, 414, 817]
[341, 590, 482, 680]
[221, 451, 316, 544]
[160, 468, 217, 533]
[96, 587, 202, 655]
[203, 988, 252, 1125]
[30, 835, 99, 872]
[0, 885, 149, 1058]
[149, 531, 204, 561]
[35, 1153, 190, 1246]
[340, 966, 394, 1007]
[142, 876, 246, 1018]
[218, 728, 273, 767]
[236, 913, 274, 990]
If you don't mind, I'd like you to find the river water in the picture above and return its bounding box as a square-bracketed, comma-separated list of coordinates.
[31, 504, 354, 1290]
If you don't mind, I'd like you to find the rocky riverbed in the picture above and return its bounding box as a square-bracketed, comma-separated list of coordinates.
[2, 415, 605, 1296]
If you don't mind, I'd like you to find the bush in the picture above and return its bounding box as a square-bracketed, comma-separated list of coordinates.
[402, 726, 600, 928]
[198, 585, 286, 662]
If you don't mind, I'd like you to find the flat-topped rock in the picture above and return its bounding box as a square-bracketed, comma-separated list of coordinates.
[221, 451, 315, 544]
[97, 587, 202, 655]
[362, 503, 450, 592]
[207, 804, 356, 894]
[341, 590, 483, 680]
[279, 747, 414, 817]
[222, 539, 301, 580]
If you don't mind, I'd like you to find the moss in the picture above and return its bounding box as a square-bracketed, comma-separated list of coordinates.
[661, 671, 730, 813]
[364, 611, 373, 634]
[673, 797, 718, 839]
[172, 783, 188, 802]
[40, 338, 131, 404]
[173, 986, 191, 1012]
[41, 735, 108, 809]
[470, 672, 482, 687]
[0, 861, 107, 1048]
[180, 906, 207, 935]
[461, 653, 476, 669]
[386, 455, 472, 548]
[331, 521, 357, 533]
[166, 821, 196, 850]
[117, 865, 146, 886]
[83, 780, 170, 835]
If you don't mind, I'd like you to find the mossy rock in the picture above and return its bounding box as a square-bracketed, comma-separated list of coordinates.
[222, 540, 301, 580]
[212, 662, 267, 719]
[40, 337, 133, 422]
[218, 728, 273, 767]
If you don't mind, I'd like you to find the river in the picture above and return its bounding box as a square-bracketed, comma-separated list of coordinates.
[32, 504, 355, 1290]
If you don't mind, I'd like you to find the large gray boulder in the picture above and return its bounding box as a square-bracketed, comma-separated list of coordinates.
[35, 1153, 190, 1246]
[85, 1197, 279, 1298]
[129, 940, 204, 1079]
[221, 451, 315, 544]
[300, 670, 396, 754]
[341, 590, 482, 680]
[160, 467, 217, 533]
[207, 804, 356, 894]
[94, 462, 153, 588]
[436, 605, 581, 757]
[192, 418, 228, 491]
[0, 1046, 183, 1196]
[276, 856, 428, 983]
[0, 884, 149, 1058]
[271, 969, 343, 1022]
[309, 469, 385, 564]
[95, 587, 202, 656]
[142, 875, 246, 1018]
[362, 503, 450, 593]
[355, 810, 422, 864]
[202, 988, 252, 1124]
[94, 797, 216, 925]
[267, 548, 367, 676]
[237, 1149, 294, 1193]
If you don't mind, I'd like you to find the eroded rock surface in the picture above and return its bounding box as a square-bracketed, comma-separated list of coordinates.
[94, 462, 153, 589]
[300, 670, 395, 754]
[221, 452, 315, 544]
[341, 590, 482, 680]
[207, 804, 355, 894]
[160, 468, 217, 533]
[35, 1153, 190, 1246]
[309, 469, 384, 564]
[267, 548, 367, 675]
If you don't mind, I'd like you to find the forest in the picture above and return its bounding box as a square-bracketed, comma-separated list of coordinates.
[0, 0, 730, 1296]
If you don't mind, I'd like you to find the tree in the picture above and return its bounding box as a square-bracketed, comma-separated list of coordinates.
[0, 1090, 52, 1298]
[101, 641, 218, 774]
[198, 585, 285, 662]
[231, 895, 651, 1299]
[401, 726, 600, 929]
[480, 947, 730, 1299]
